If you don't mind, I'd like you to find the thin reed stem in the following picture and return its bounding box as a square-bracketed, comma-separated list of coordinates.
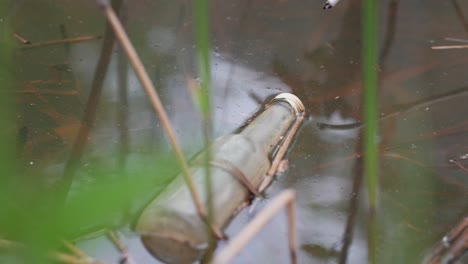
[96, 0, 207, 219]
[259, 114, 305, 193]
[60, 0, 123, 204]
[21, 35, 102, 49]
[193, 0, 216, 256]
[212, 190, 297, 264]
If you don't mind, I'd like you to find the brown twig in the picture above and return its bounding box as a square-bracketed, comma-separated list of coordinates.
[55, 240, 106, 263]
[15, 88, 78, 96]
[449, 159, 468, 174]
[21, 35, 102, 49]
[431, 44, 468, 50]
[258, 114, 305, 192]
[318, 84, 468, 130]
[62, 240, 88, 259]
[96, 0, 208, 223]
[445, 37, 468, 43]
[383, 152, 426, 167]
[52, 252, 105, 264]
[107, 231, 136, 264]
[451, 0, 468, 34]
[211, 190, 297, 264]
[338, 138, 363, 264]
[13, 32, 31, 44]
[424, 216, 468, 264]
[378, 0, 399, 63]
[0, 239, 103, 264]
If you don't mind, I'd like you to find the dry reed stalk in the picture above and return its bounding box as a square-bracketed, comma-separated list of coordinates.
[107, 231, 137, 264]
[258, 114, 304, 193]
[15, 89, 78, 96]
[58, 240, 106, 264]
[0, 238, 104, 264]
[211, 189, 297, 264]
[445, 37, 468, 43]
[52, 252, 104, 264]
[431, 44, 468, 49]
[13, 32, 31, 44]
[95, 0, 221, 235]
[450, 159, 468, 174]
[62, 240, 88, 259]
[424, 216, 468, 264]
[21, 35, 102, 49]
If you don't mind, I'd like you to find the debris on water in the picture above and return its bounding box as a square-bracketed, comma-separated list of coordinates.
[277, 159, 289, 175]
[323, 0, 341, 10]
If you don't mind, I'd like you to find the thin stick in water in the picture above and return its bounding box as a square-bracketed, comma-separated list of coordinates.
[13, 32, 31, 44]
[59, 0, 124, 205]
[212, 190, 297, 264]
[62, 240, 87, 259]
[21, 35, 102, 49]
[449, 159, 468, 174]
[445, 37, 468, 43]
[431, 44, 468, 49]
[51, 252, 105, 264]
[259, 114, 304, 193]
[107, 230, 137, 264]
[451, 0, 468, 34]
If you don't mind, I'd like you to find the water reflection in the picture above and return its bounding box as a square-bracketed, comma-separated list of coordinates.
[9, 0, 468, 263]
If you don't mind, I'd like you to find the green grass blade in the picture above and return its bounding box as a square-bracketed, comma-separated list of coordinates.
[193, 0, 215, 255]
[362, 0, 378, 263]
[363, 0, 378, 208]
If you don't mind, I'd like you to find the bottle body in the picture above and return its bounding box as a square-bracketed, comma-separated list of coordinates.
[135, 93, 304, 263]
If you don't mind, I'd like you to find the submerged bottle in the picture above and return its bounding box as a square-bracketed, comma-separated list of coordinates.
[135, 93, 305, 263]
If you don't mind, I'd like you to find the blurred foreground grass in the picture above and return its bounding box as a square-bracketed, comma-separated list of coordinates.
[0, 10, 178, 261]
[0, 0, 214, 262]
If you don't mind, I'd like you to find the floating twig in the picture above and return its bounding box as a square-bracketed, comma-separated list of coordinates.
[379, 0, 399, 63]
[15, 88, 78, 96]
[423, 216, 468, 264]
[13, 32, 31, 44]
[449, 159, 468, 174]
[0, 238, 104, 264]
[259, 114, 305, 193]
[55, 240, 105, 263]
[338, 139, 363, 264]
[107, 231, 136, 264]
[21, 35, 102, 49]
[52, 251, 105, 264]
[445, 37, 468, 43]
[318, 85, 468, 130]
[431, 44, 468, 50]
[212, 190, 297, 264]
[62, 240, 88, 259]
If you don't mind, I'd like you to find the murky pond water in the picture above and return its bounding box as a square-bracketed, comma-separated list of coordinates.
[5, 0, 468, 263]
